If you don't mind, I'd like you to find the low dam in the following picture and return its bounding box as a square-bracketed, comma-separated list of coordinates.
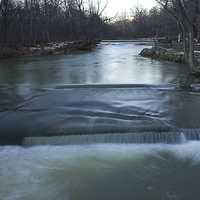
[1, 84, 200, 145]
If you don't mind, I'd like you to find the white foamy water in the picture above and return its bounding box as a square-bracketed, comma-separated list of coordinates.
[1, 143, 200, 200]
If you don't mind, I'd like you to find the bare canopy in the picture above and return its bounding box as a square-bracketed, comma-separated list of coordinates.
[156, 0, 200, 74]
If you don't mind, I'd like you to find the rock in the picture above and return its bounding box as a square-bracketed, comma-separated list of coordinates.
[154, 47, 168, 55]
[139, 48, 155, 57]
[140, 46, 185, 64]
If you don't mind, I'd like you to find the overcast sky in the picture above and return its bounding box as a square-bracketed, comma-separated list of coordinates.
[104, 0, 157, 17]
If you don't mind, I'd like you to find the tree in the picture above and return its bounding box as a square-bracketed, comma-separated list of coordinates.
[0, 0, 108, 46]
[0, 0, 13, 45]
[156, 0, 200, 74]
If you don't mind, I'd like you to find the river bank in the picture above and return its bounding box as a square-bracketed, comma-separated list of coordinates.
[0, 40, 99, 59]
[140, 45, 200, 66]
[140, 46, 186, 63]
[139, 46, 200, 86]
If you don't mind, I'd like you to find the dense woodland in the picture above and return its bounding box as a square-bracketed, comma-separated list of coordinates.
[0, 0, 186, 46]
[0, 0, 109, 46]
[0, 0, 199, 45]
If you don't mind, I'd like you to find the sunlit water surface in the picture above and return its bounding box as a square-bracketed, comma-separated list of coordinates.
[1, 142, 200, 200]
[0, 42, 189, 86]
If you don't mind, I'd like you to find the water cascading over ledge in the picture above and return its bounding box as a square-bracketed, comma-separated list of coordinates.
[1, 84, 200, 146]
[23, 129, 200, 146]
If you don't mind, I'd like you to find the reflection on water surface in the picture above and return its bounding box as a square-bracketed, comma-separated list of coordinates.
[0, 42, 189, 86]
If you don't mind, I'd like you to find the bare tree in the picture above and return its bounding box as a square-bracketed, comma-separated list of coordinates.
[0, 0, 108, 46]
[0, 0, 12, 45]
[156, 0, 200, 74]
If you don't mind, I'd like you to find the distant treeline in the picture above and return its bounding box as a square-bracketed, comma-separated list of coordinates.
[107, 6, 179, 40]
[0, 0, 195, 46]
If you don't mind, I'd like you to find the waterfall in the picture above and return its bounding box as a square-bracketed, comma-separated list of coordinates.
[180, 132, 187, 144]
[23, 129, 200, 146]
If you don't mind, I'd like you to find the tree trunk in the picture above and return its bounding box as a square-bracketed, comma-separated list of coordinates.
[182, 30, 187, 61]
[188, 31, 195, 72]
[182, 25, 196, 73]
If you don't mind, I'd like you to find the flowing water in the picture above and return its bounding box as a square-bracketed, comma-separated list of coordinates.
[1, 86, 200, 145]
[1, 143, 200, 200]
[0, 41, 200, 199]
[0, 41, 189, 86]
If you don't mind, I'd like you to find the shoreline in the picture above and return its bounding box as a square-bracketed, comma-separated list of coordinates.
[139, 45, 200, 85]
[0, 40, 100, 60]
[139, 46, 185, 64]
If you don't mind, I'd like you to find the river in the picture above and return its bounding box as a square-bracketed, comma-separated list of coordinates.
[0, 41, 189, 86]
[0, 41, 200, 200]
[1, 143, 200, 200]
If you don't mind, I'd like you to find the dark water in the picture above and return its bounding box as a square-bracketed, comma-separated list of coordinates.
[0, 42, 196, 142]
[0, 42, 189, 86]
[1, 42, 200, 200]
[1, 86, 200, 144]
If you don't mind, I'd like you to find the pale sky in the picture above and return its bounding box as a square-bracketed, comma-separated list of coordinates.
[104, 0, 157, 17]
